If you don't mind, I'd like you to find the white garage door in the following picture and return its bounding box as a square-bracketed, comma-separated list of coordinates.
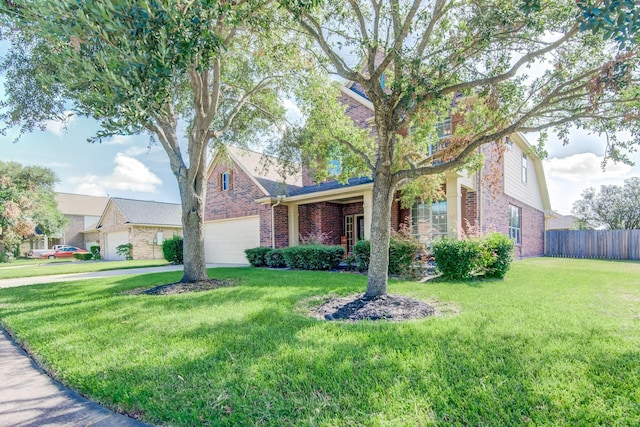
[204, 216, 259, 264]
[105, 231, 129, 260]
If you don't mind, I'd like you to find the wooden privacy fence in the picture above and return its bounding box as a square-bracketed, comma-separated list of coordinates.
[545, 229, 640, 260]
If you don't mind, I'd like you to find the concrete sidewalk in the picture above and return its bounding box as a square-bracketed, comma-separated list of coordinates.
[0, 263, 246, 289]
[0, 327, 150, 426]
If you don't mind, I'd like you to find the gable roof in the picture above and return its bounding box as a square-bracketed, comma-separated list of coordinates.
[55, 192, 109, 216]
[206, 145, 303, 197]
[97, 197, 182, 228]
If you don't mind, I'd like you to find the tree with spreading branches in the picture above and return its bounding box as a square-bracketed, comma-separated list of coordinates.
[278, 0, 640, 296]
[0, 1, 309, 282]
[0, 161, 66, 256]
[572, 177, 640, 230]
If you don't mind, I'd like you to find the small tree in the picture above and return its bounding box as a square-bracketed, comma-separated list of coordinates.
[572, 177, 640, 230]
[163, 235, 184, 265]
[116, 243, 133, 261]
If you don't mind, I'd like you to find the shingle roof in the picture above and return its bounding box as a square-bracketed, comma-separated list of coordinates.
[288, 176, 373, 197]
[111, 198, 182, 226]
[255, 178, 303, 197]
[55, 193, 109, 216]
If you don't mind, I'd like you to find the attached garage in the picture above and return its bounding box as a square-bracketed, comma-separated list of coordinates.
[104, 231, 129, 260]
[204, 216, 259, 264]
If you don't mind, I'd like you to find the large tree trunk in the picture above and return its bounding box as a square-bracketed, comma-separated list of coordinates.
[178, 184, 208, 282]
[365, 173, 394, 298]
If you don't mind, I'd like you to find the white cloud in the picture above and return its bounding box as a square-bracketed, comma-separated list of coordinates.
[104, 135, 134, 145]
[68, 153, 162, 195]
[544, 152, 632, 182]
[44, 111, 76, 137]
[543, 152, 635, 214]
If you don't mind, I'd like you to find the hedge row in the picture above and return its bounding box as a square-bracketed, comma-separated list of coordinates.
[432, 232, 514, 280]
[245, 245, 345, 270]
[352, 234, 424, 277]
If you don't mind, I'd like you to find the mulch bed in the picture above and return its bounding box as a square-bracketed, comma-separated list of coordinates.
[308, 293, 445, 321]
[125, 279, 235, 295]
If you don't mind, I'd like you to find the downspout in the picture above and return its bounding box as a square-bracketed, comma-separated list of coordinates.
[271, 195, 285, 249]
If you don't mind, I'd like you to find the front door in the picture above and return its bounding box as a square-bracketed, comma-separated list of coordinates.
[345, 214, 366, 253]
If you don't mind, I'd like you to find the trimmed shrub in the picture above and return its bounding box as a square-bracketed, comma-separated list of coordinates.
[244, 247, 271, 267]
[281, 245, 345, 270]
[89, 245, 101, 260]
[432, 238, 482, 280]
[483, 232, 515, 278]
[433, 233, 515, 280]
[73, 252, 93, 261]
[353, 239, 370, 271]
[162, 235, 184, 264]
[265, 249, 287, 268]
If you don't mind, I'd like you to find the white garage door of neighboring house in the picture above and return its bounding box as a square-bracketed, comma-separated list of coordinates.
[205, 216, 260, 264]
[105, 231, 129, 260]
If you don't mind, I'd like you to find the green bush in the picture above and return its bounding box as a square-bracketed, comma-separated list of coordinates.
[265, 249, 287, 268]
[483, 233, 515, 278]
[73, 252, 93, 261]
[244, 247, 271, 267]
[389, 234, 424, 277]
[433, 233, 515, 280]
[353, 240, 370, 271]
[352, 236, 423, 277]
[281, 245, 345, 270]
[162, 236, 183, 264]
[433, 238, 482, 280]
[89, 245, 101, 260]
[116, 243, 133, 260]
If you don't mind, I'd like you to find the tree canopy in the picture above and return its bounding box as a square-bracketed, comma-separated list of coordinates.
[0, 0, 310, 280]
[572, 177, 640, 230]
[0, 161, 66, 254]
[279, 0, 640, 296]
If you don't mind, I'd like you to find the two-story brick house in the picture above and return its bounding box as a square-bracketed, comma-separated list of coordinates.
[202, 82, 552, 264]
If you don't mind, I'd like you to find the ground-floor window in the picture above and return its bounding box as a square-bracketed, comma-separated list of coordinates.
[411, 200, 447, 243]
[509, 204, 522, 244]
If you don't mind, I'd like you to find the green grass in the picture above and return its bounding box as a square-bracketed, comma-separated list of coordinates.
[0, 259, 170, 279]
[0, 258, 638, 426]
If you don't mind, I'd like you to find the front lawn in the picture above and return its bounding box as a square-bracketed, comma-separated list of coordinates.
[0, 258, 638, 426]
[0, 259, 170, 280]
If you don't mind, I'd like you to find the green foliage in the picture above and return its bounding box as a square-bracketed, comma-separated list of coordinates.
[352, 239, 370, 272]
[73, 252, 93, 261]
[433, 238, 482, 280]
[388, 233, 424, 277]
[572, 177, 640, 230]
[576, 0, 640, 49]
[89, 246, 101, 260]
[244, 247, 271, 267]
[265, 249, 287, 268]
[281, 245, 344, 270]
[116, 243, 133, 261]
[352, 236, 423, 277]
[0, 161, 66, 251]
[162, 236, 183, 265]
[433, 233, 515, 280]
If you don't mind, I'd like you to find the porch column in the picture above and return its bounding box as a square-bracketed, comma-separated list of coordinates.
[288, 203, 299, 246]
[363, 190, 373, 240]
[446, 174, 462, 239]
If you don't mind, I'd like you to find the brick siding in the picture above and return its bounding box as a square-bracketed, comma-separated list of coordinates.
[62, 215, 86, 248]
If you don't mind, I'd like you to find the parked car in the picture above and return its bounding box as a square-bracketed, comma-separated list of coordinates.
[28, 245, 71, 258]
[40, 247, 89, 259]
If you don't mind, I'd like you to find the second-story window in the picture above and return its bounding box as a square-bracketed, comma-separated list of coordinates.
[221, 171, 231, 191]
[521, 153, 528, 184]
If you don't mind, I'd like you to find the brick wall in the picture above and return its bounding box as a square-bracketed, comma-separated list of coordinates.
[205, 158, 273, 247]
[273, 204, 289, 248]
[479, 144, 544, 257]
[130, 227, 183, 260]
[62, 215, 86, 248]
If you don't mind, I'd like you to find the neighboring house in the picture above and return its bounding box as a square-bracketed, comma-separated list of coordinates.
[547, 212, 577, 230]
[20, 192, 108, 255]
[203, 83, 552, 263]
[96, 197, 182, 260]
